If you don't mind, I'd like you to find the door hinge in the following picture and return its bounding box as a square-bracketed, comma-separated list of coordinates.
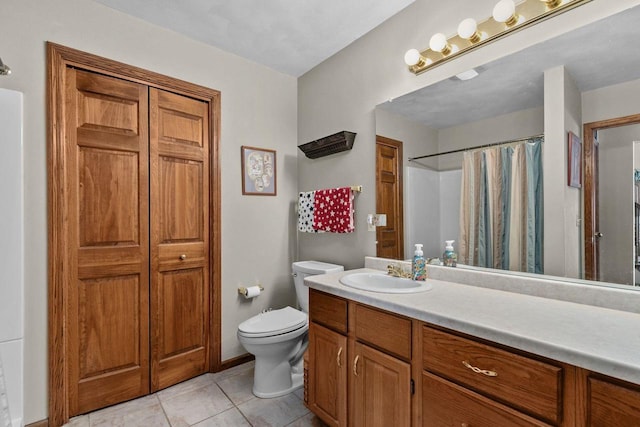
[410, 379, 415, 395]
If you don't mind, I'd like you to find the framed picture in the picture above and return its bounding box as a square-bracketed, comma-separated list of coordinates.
[568, 131, 582, 188]
[241, 146, 277, 195]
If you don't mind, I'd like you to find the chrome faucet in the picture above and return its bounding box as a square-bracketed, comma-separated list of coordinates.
[387, 263, 412, 279]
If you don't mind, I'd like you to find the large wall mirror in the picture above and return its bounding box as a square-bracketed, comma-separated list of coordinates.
[375, 5, 640, 289]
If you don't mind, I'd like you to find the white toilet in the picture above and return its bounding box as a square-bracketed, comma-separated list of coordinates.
[237, 260, 344, 398]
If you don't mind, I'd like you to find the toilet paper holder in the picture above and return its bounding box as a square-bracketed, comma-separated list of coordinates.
[238, 285, 265, 296]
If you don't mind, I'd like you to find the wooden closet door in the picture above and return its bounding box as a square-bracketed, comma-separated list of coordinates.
[149, 88, 210, 391]
[65, 69, 150, 415]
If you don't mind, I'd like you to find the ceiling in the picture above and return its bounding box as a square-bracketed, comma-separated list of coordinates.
[379, 5, 640, 129]
[93, 0, 415, 77]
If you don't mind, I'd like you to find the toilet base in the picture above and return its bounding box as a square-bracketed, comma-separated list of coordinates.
[252, 371, 303, 398]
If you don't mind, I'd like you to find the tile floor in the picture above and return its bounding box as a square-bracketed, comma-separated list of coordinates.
[64, 362, 327, 427]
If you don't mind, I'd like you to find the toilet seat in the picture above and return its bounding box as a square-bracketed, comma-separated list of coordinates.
[238, 306, 307, 338]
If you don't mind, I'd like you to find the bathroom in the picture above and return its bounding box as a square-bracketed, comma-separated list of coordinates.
[1, 0, 640, 426]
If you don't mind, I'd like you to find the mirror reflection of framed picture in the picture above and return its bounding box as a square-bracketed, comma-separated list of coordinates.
[241, 146, 277, 195]
[568, 131, 582, 188]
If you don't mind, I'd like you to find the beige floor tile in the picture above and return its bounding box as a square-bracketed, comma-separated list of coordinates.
[237, 393, 309, 427]
[292, 387, 304, 402]
[211, 361, 255, 383]
[156, 373, 218, 401]
[89, 395, 169, 427]
[191, 407, 252, 427]
[286, 413, 328, 427]
[159, 381, 233, 427]
[64, 414, 89, 427]
[216, 368, 256, 405]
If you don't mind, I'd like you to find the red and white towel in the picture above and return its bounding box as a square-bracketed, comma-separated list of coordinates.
[312, 187, 355, 233]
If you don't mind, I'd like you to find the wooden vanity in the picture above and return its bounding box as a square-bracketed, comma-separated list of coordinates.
[306, 288, 640, 427]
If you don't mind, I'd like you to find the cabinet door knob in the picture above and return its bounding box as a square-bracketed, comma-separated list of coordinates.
[179, 254, 187, 260]
[336, 347, 343, 367]
[353, 355, 360, 376]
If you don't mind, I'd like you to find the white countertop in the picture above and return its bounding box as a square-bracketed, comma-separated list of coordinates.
[306, 268, 640, 385]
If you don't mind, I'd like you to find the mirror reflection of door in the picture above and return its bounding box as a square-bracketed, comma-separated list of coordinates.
[584, 116, 640, 285]
[376, 136, 404, 259]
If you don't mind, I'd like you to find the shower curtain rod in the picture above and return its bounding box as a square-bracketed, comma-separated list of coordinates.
[408, 133, 544, 161]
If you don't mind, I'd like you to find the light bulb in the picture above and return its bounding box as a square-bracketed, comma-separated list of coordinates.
[404, 49, 421, 66]
[457, 18, 481, 43]
[429, 33, 451, 55]
[493, 0, 517, 25]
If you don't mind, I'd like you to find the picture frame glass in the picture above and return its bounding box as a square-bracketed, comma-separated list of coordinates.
[241, 146, 277, 195]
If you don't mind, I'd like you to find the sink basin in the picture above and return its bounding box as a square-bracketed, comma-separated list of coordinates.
[339, 272, 432, 294]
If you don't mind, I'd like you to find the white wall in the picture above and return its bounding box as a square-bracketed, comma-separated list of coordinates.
[543, 66, 582, 279]
[583, 79, 640, 123]
[598, 125, 639, 285]
[437, 107, 544, 170]
[439, 170, 462, 254]
[0, 0, 297, 422]
[405, 167, 441, 258]
[0, 89, 24, 427]
[375, 108, 439, 169]
[299, 0, 640, 270]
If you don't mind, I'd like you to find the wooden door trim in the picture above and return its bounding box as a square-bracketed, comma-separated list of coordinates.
[583, 113, 640, 280]
[47, 42, 222, 427]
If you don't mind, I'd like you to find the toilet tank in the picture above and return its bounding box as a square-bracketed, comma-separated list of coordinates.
[292, 261, 344, 313]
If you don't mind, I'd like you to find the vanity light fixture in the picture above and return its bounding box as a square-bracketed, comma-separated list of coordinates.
[403, 48, 428, 68]
[404, 0, 591, 75]
[429, 33, 452, 55]
[457, 18, 482, 43]
[493, 0, 519, 27]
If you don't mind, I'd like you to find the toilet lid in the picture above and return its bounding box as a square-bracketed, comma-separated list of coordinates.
[238, 306, 308, 337]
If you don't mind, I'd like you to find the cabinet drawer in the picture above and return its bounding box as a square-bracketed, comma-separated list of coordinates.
[588, 375, 640, 425]
[422, 372, 550, 427]
[422, 326, 561, 425]
[354, 304, 411, 360]
[309, 289, 348, 334]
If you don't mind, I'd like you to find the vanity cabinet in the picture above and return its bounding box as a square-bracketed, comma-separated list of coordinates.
[422, 325, 563, 426]
[308, 289, 413, 427]
[308, 322, 347, 426]
[307, 287, 640, 427]
[585, 374, 640, 425]
[307, 290, 348, 427]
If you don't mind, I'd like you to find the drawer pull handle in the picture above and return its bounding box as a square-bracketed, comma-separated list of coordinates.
[179, 254, 187, 260]
[462, 360, 498, 377]
[353, 355, 360, 376]
[337, 347, 343, 367]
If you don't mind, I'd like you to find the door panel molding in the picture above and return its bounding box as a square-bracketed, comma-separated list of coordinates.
[375, 135, 404, 260]
[47, 42, 221, 427]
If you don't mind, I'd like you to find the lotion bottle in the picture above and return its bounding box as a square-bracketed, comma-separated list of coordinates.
[443, 240, 458, 267]
[412, 244, 426, 281]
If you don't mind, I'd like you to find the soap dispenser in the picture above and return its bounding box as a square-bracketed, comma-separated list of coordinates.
[443, 240, 457, 267]
[412, 244, 426, 281]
